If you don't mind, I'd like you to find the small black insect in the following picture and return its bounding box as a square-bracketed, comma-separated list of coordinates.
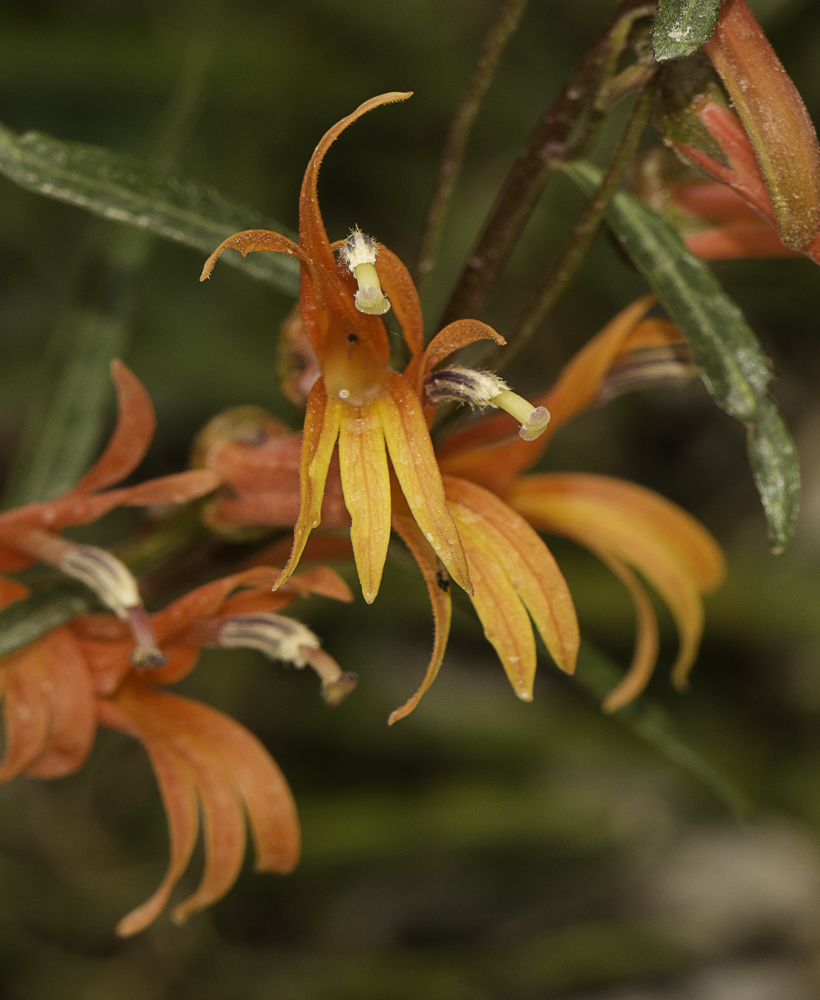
[435, 570, 450, 593]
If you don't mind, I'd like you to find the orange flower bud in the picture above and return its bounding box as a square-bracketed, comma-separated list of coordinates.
[705, 0, 820, 249]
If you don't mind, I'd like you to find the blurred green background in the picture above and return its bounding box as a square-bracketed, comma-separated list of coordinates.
[2, 0, 820, 996]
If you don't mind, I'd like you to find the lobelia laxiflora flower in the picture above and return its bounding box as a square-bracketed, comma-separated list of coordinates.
[201, 93, 550, 607]
[0, 564, 354, 936]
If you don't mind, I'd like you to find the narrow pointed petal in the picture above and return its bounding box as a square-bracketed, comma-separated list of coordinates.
[0, 469, 220, 539]
[373, 246, 425, 379]
[456, 516, 537, 701]
[420, 319, 505, 390]
[508, 474, 724, 690]
[299, 93, 412, 269]
[200, 229, 303, 281]
[98, 697, 200, 938]
[338, 404, 391, 602]
[445, 477, 579, 677]
[686, 221, 799, 260]
[593, 550, 660, 713]
[24, 629, 96, 778]
[275, 383, 343, 590]
[116, 469, 220, 506]
[376, 371, 471, 594]
[437, 297, 656, 492]
[389, 498, 453, 724]
[72, 360, 155, 495]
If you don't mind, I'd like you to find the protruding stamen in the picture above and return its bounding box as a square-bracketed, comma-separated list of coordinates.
[597, 344, 700, 402]
[127, 606, 168, 668]
[425, 366, 551, 442]
[217, 613, 358, 704]
[339, 227, 391, 316]
[57, 542, 166, 668]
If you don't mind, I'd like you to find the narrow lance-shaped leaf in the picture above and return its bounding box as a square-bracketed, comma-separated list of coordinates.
[0, 122, 300, 295]
[574, 641, 749, 818]
[651, 0, 723, 62]
[562, 160, 799, 554]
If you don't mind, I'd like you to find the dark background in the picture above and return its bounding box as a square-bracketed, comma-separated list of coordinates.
[2, 0, 820, 996]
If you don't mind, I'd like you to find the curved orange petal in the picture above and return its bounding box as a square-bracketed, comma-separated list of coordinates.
[0, 470, 220, 538]
[114, 469, 220, 506]
[338, 403, 391, 603]
[422, 319, 505, 377]
[508, 473, 724, 689]
[685, 222, 798, 260]
[591, 549, 660, 713]
[200, 229, 303, 281]
[72, 360, 156, 496]
[375, 371, 471, 595]
[98, 696, 200, 938]
[373, 245, 425, 379]
[445, 476, 579, 680]
[299, 92, 412, 270]
[24, 628, 96, 779]
[150, 567, 281, 644]
[389, 496, 453, 724]
[275, 383, 343, 591]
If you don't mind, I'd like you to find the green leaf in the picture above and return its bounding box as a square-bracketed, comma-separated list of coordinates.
[1, 249, 136, 506]
[574, 642, 749, 818]
[652, 0, 723, 62]
[0, 121, 300, 295]
[747, 396, 801, 555]
[563, 159, 800, 553]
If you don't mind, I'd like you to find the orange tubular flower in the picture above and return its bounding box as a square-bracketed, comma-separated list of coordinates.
[661, 0, 820, 264]
[428, 297, 725, 715]
[201, 92, 549, 605]
[0, 564, 354, 936]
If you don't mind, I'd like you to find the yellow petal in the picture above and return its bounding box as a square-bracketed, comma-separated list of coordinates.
[592, 549, 660, 713]
[445, 476, 578, 677]
[453, 513, 537, 701]
[338, 403, 391, 603]
[275, 383, 343, 590]
[375, 371, 471, 595]
[389, 496, 453, 724]
[508, 473, 724, 690]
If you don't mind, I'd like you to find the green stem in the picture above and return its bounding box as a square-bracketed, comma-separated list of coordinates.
[494, 82, 655, 372]
[414, 0, 531, 294]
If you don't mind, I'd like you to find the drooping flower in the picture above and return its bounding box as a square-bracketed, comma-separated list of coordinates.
[0, 360, 221, 663]
[423, 297, 725, 715]
[0, 564, 353, 936]
[201, 94, 550, 606]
